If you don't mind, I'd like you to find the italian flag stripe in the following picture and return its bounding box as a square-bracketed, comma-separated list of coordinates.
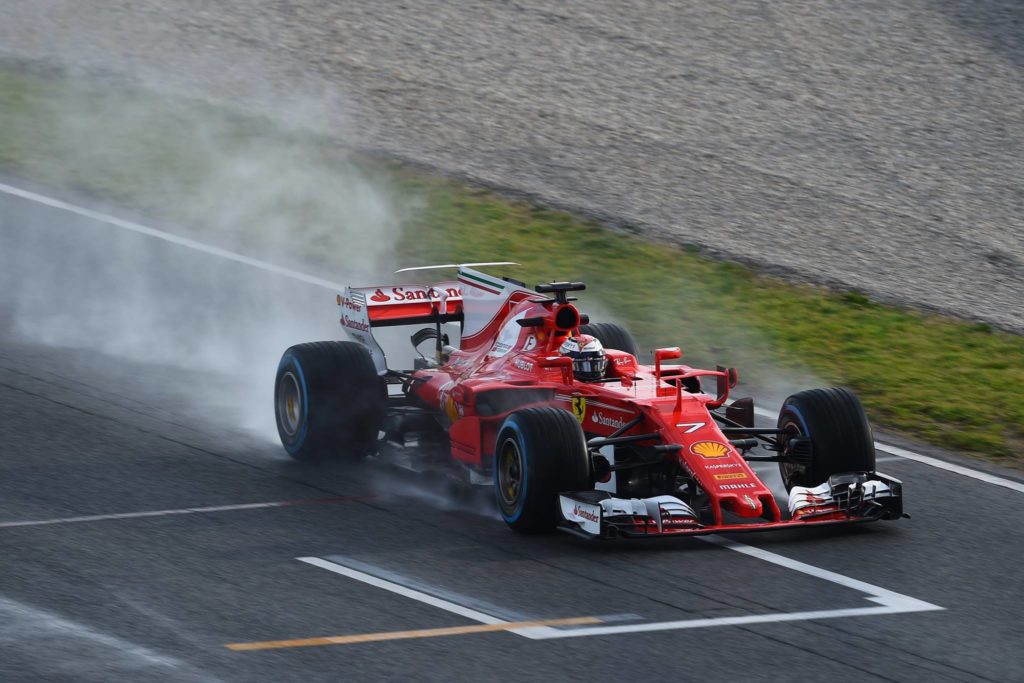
[458, 271, 504, 295]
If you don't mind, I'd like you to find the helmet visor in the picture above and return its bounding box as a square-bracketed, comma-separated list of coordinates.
[573, 354, 607, 381]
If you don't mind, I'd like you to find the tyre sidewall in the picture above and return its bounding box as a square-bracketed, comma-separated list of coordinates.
[493, 407, 590, 533]
[274, 341, 384, 461]
[275, 351, 311, 456]
[495, 417, 529, 524]
[778, 402, 811, 489]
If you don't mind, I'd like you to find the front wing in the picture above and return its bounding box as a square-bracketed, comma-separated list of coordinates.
[558, 472, 904, 539]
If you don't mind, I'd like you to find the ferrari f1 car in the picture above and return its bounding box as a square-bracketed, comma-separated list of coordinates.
[274, 264, 904, 538]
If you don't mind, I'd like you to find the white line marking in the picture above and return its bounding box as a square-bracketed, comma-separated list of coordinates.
[0, 181, 346, 291]
[519, 604, 932, 639]
[518, 535, 942, 639]
[699, 536, 930, 603]
[296, 557, 507, 625]
[300, 537, 942, 642]
[1, 180, 1018, 493]
[873, 442, 1024, 494]
[0, 497, 360, 529]
[751, 406, 1023, 494]
[298, 557, 628, 638]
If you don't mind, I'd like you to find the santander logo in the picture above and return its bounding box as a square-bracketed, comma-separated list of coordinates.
[367, 286, 463, 304]
[591, 412, 629, 429]
[573, 505, 600, 523]
[391, 286, 461, 302]
[341, 315, 370, 332]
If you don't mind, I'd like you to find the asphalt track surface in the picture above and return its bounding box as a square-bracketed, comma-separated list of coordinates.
[2, 1, 1023, 331]
[2, 190, 1024, 681]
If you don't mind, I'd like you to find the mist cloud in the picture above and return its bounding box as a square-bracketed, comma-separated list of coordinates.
[0, 70, 405, 440]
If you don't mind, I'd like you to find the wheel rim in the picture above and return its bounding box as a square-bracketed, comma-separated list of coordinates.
[497, 436, 524, 513]
[779, 420, 805, 487]
[277, 371, 302, 437]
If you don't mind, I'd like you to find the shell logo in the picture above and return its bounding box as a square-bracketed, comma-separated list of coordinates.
[690, 440, 730, 459]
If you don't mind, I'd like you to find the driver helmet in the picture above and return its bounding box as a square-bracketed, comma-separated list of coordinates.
[560, 334, 607, 381]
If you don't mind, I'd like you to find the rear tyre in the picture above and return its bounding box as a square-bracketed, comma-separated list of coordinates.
[274, 341, 386, 461]
[578, 322, 639, 357]
[494, 407, 591, 533]
[777, 387, 875, 490]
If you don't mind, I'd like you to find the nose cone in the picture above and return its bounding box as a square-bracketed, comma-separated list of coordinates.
[729, 494, 763, 518]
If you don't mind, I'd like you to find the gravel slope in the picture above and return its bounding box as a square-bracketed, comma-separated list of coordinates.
[1, 0, 1022, 330]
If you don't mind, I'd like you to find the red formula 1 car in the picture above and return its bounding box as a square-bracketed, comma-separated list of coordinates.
[274, 264, 903, 538]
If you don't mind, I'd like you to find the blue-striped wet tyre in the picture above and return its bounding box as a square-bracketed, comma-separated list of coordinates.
[777, 387, 875, 491]
[494, 407, 591, 533]
[274, 341, 386, 461]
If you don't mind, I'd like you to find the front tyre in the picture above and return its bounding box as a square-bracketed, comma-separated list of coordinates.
[494, 407, 591, 533]
[275, 341, 385, 461]
[777, 387, 875, 490]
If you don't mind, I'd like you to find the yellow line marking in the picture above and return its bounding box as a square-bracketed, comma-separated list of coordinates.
[225, 616, 602, 651]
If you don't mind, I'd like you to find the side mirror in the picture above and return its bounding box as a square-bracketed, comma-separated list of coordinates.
[654, 347, 681, 383]
[541, 355, 574, 384]
[712, 365, 738, 408]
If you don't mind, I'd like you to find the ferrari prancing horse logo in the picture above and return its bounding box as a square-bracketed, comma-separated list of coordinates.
[571, 396, 586, 423]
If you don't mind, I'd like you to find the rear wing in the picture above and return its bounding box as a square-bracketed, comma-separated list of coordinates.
[338, 282, 463, 373]
[338, 264, 532, 372]
[342, 282, 463, 327]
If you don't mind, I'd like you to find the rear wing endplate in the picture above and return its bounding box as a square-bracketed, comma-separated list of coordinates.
[338, 282, 463, 373]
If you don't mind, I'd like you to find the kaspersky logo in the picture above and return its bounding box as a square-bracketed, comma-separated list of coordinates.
[690, 441, 730, 458]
